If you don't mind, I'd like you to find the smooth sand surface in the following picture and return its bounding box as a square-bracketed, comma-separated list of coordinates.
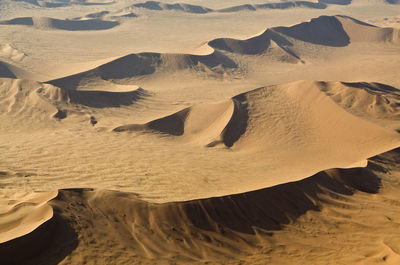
[1, 1, 400, 264]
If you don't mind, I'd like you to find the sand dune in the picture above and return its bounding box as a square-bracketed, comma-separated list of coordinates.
[1, 147, 399, 264]
[219, 1, 326, 12]
[48, 51, 237, 90]
[273, 15, 400, 47]
[114, 100, 240, 146]
[76, 10, 138, 20]
[129, 1, 326, 14]
[0, 78, 148, 124]
[132, 1, 213, 14]
[0, 17, 119, 31]
[113, 81, 400, 155]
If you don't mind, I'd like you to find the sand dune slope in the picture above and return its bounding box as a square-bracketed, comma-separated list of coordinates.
[321, 81, 400, 129]
[114, 100, 239, 146]
[1, 148, 400, 264]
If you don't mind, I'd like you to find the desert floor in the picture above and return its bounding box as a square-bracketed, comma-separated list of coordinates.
[1, 0, 400, 264]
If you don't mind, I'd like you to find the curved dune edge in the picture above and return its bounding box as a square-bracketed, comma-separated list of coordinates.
[0, 190, 58, 244]
[0, 147, 398, 263]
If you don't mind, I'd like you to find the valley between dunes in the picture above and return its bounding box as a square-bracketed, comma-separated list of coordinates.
[1, 1, 400, 264]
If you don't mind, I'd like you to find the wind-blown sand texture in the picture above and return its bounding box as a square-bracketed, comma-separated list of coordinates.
[1, 0, 400, 264]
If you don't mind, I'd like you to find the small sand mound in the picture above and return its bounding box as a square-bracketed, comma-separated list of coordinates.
[336, 15, 400, 43]
[0, 44, 25, 62]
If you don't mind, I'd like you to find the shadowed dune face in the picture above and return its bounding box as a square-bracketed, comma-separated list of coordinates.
[0, 213, 78, 265]
[0, 62, 16, 78]
[274, 16, 350, 47]
[0, 191, 78, 265]
[65, 88, 149, 108]
[319, 0, 352, 4]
